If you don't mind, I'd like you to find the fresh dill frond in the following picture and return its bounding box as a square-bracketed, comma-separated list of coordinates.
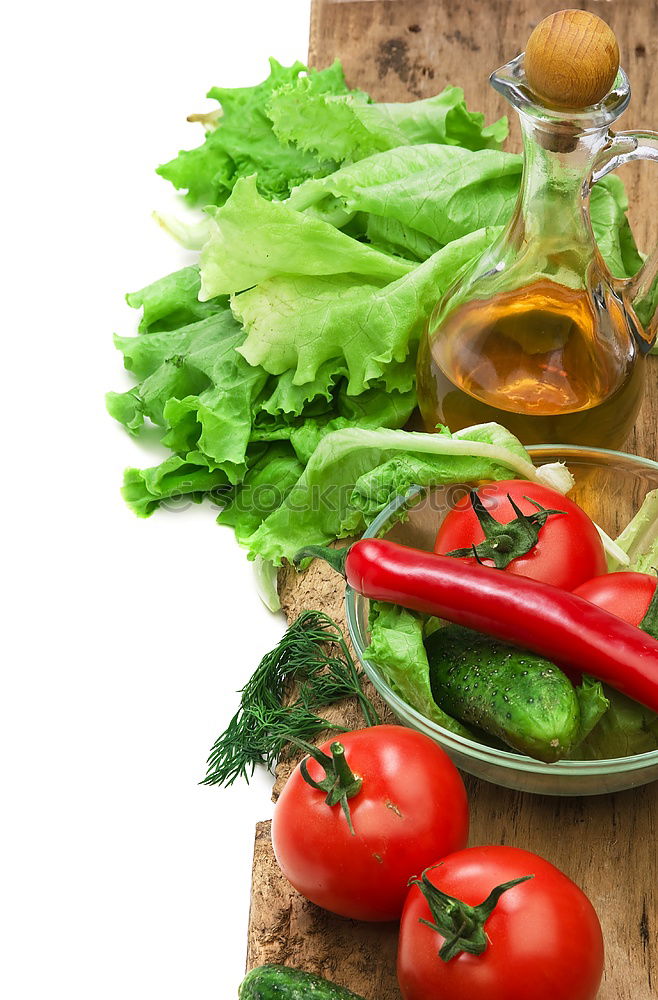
[202, 610, 380, 787]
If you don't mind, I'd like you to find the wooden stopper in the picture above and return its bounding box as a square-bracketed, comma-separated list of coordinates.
[525, 9, 620, 109]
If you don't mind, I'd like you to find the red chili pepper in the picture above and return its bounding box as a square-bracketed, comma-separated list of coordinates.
[296, 539, 658, 713]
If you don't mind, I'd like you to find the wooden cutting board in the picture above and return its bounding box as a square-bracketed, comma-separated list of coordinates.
[247, 3, 658, 998]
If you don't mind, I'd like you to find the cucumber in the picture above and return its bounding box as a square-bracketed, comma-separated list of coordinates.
[425, 626, 580, 762]
[239, 965, 367, 1000]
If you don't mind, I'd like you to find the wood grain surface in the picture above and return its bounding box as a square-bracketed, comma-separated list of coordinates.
[247, 3, 658, 998]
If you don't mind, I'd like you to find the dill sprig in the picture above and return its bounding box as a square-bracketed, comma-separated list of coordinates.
[202, 610, 380, 787]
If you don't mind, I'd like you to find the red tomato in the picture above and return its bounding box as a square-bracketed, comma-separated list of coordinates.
[271, 726, 469, 921]
[398, 846, 603, 1000]
[434, 480, 606, 590]
[573, 571, 657, 627]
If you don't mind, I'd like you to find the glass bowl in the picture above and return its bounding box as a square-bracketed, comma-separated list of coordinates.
[345, 445, 658, 796]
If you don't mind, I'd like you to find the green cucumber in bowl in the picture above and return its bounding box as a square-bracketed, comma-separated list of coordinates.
[239, 965, 367, 1000]
[425, 626, 581, 762]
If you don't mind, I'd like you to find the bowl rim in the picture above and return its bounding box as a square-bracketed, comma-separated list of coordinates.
[345, 443, 658, 776]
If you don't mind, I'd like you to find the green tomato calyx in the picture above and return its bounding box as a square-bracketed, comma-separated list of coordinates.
[409, 864, 534, 962]
[445, 490, 563, 569]
[298, 740, 362, 835]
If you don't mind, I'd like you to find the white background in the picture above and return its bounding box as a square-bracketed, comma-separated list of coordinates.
[4, 2, 313, 997]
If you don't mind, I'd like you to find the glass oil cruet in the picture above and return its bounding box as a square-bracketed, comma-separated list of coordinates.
[417, 9, 658, 449]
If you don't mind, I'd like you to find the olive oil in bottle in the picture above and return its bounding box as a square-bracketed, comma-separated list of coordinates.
[417, 279, 645, 449]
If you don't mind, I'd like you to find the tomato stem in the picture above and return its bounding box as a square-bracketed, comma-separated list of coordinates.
[409, 865, 534, 961]
[444, 490, 562, 569]
[297, 740, 362, 835]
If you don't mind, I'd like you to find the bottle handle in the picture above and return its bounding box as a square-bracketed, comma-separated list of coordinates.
[592, 130, 658, 350]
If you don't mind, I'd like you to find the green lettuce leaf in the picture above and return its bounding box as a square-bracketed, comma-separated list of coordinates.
[610, 489, 658, 573]
[268, 85, 507, 163]
[268, 84, 372, 163]
[573, 686, 658, 759]
[590, 175, 644, 280]
[122, 456, 230, 517]
[109, 272, 420, 510]
[365, 215, 442, 262]
[249, 381, 416, 459]
[232, 228, 496, 394]
[573, 676, 610, 746]
[218, 386, 416, 552]
[109, 305, 268, 482]
[217, 443, 304, 547]
[248, 422, 546, 565]
[286, 384, 417, 464]
[157, 59, 349, 205]
[365, 602, 473, 737]
[288, 144, 522, 247]
[106, 387, 147, 437]
[574, 508, 658, 759]
[125, 267, 225, 333]
[343, 423, 538, 532]
[352, 88, 508, 152]
[199, 175, 412, 300]
[252, 357, 409, 429]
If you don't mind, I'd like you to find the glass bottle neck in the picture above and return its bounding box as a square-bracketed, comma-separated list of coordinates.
[515, 115, 606, 243]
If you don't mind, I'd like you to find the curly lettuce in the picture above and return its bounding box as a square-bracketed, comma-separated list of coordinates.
[157, 59, 350, 205]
